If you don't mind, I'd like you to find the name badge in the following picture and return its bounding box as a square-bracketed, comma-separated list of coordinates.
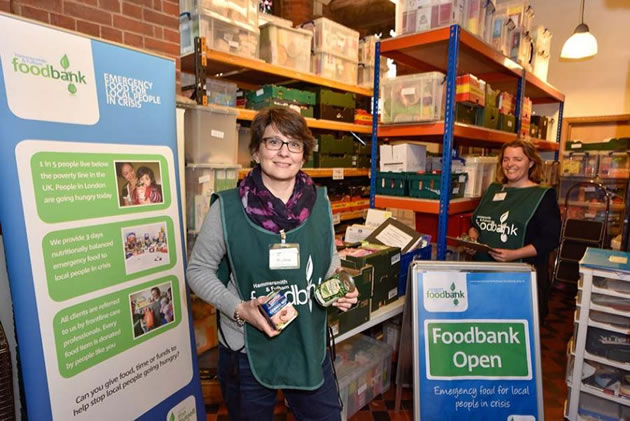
[269, 245, 300, 270]
[493, 192, 507, 201]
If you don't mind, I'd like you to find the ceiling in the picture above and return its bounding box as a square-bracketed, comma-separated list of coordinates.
[325, 0, 396, 38]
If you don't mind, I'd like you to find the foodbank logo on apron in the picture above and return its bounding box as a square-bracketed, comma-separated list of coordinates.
[423, 274, 468, 312]
[476, 211, 519, 243]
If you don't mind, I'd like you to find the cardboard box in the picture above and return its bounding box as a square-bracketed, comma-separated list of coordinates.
[328, 263, 375, 337]
[456, 74, 486, 106]
[340, 244, 401, 312]
[379, 143, 426, 172]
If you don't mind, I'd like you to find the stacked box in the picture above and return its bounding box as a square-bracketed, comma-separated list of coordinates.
[479, 0, 497, 43]
[358, 36, 388, 88]
[302, 18, 359, 85]
[478, 105, 499, 129]
[456, 74, 486, 106]
[381, 72, 445, 123]
[358, 62, 389, 88]
[353, 141, 371, 168]
[407, 172, 468, 199]
[310, 88, 356, 123]
[380, 143, 427, 172]
[340, 244, 401, 312]
[335, 335, 393, 421]
[317, 134, 355, 155]
[498, 113, 516, 132]
[485, 83, 498, 107]
[180, 0, 259, 55]
[498, 91, 514, 114]
[455, 103, 481, 125]
[464, 0, 483, 35]
[186, 164, 240, 232]
[259, 23, 312, 72]
[532, 25, 552, 82]
[184, 105, 239, 164]
[531, 115, 549, 139]
[246, 85, 315, 117]
[328, 263, 374, 337]
[520, 96, 532, 138]
[312, 153, 354, 168]
[462, 156, 498, 198]
[396, 0, 465, 36]
[354, 109, 373, 126]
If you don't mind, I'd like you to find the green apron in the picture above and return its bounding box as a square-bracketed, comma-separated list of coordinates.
[472, 183, 548, 262]
[214, 187, 333, 390]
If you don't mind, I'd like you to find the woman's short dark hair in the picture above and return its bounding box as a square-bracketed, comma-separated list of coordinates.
[249, 107, 315, 160]
[495, 139, 544, 184]
[136, 166, 156, 185]
[116, 162, 134, 178]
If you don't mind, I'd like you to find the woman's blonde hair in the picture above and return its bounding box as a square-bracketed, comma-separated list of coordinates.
[495, 139, 544, 184]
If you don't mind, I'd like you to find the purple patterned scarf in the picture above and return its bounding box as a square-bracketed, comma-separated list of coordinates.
[239, 165, 317, 233]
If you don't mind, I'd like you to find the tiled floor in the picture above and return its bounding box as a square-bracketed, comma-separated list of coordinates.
[206, 283, 576, 420]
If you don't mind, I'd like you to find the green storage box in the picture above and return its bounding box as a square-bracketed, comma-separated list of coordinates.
[407, 172, 468, 199]
[455, 103, 479, 125]
[352, 155, 371, 168]
[498, 113, 516, 133]
[529, 124, 540, 138]
[341, 244, 401, 312]
[316, 104, 355, 123]
[375, 172, 408, 196]
[354, 142, 372, 156]
[485, 84, 498, 108]
[249, 98, 314, 118]
[309, 87, 356, 108]
[317, 134, 355, 154]
[479, 105, 499, 130]
[246, 84, 316, 106]
[314, 153, 354, 168]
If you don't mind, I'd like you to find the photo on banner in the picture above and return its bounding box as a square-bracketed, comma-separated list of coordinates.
[129, 280, 175, 339]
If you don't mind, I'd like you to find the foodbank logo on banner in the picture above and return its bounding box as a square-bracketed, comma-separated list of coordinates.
[11, 54, 86, 95]
[0, 14, 99, 124]
[166, 396, 196, 421]
[423, 274, 468, 312]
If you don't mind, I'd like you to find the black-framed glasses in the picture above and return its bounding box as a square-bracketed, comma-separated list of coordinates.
[262, 137, 304, 153]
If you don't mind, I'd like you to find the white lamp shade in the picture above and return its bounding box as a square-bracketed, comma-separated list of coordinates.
[561, 29, 598, 59]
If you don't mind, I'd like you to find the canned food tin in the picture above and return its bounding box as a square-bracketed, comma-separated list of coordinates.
[258, 289, 298, 331]
[314, 271, 356, 307]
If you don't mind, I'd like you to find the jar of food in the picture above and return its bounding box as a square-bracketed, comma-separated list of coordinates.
[314, 271, 356, 307]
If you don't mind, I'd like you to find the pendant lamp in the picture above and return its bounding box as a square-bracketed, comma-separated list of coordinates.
[561, 0, 598, 59]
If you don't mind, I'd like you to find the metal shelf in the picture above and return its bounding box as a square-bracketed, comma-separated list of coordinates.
[181, 48, 373, 97]
[374, 196, 480, 215]
[378, 121, 518, 146]
[238, 168, 370, 180]
[235, 107, 371, 133]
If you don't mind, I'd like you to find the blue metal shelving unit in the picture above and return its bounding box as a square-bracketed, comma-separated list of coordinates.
[369, 25, 565, 260]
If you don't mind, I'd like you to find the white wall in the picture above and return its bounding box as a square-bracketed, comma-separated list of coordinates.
[527, 0, 630, 117]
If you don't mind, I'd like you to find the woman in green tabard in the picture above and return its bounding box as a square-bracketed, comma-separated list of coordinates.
[467, 139, 561, 320]
[187, 107, 358, 420]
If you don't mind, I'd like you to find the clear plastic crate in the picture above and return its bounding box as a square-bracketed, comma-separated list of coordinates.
[311, 51, 358, 85]
[334, 334, 393, 421]
[186, 164, 240, 233]
[259, 23, 312, 72]
[200, 0, 258, 30]
[208, 78, 238, 107]
[184, 105, 239, 164]
[463, 0, 483, 35]
[200, 13, 259, 59]
[462, 156, 497, 197]
[301, 17, 359, 60]
[358, 63, 388, 88]
[359, 35, 380, 65]
[496, 0, 534, 33]
[600, 152, 630, 178]
[380, 72, 445, 123]
[396, 0, 465, 37]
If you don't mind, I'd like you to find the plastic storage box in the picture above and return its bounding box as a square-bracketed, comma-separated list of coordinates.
[311, 51, 358, 85]
[334, 334, 394, 421]
[358, 63, 388, 88]
[396, 0, 465, 37]
[600, 152, 630, 178]
[259, 23, 312, 72]
[184, 105, 239, 164]
[375, 172, 408, 196]
[301, 17, 359, 60]
[359, 35, 380, 65]
[186, 164, 240, 233]
[199, 13, 259, 59]
[462, 156, 497, 197]
[407, 172, 468, 199]
[207, 78, 238, 107]
[381, 72, 445, 123]
[200, 0, 258, 28]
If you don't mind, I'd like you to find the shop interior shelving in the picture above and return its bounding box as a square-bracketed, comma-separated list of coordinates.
[369, 25, 565, 259]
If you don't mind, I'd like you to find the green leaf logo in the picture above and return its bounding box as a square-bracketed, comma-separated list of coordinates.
[60, 54, 70, 70]
[454, 298, 459, 306]
[67, 83, 77, 94]
[450, 282, 456, 291]
[169, 413, 175, 421]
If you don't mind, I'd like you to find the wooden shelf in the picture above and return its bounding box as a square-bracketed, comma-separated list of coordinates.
[335, 297, 405, 343]
[525, 71, 565, 104]
[374, 195, 480, 214]
[238, 168, 370, 180]
[181, 48, 373, 97]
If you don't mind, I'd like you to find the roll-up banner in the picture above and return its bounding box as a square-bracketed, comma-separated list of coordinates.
[411, 261, 543, 420]
[0, 13, 204, 420]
